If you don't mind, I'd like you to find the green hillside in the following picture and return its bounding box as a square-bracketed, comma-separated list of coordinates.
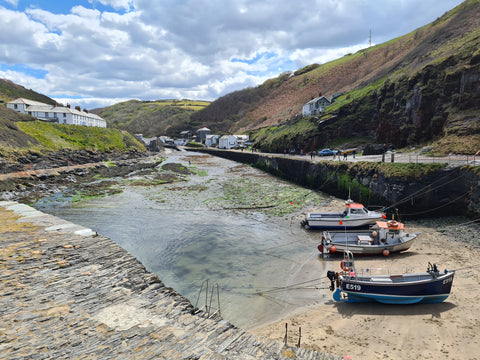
[193, 0, 480, 155]
[92, 99, 210, 138]
[0, 107, 144, 163]
[0, 80, 145, 163]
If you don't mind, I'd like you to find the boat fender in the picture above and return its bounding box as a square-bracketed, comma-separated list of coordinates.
[318, 244, 324, 253]
[382, 249, 390, 256]
[330, 245, 337, 253]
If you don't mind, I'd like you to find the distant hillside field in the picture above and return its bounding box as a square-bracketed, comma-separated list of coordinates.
[92, 99, 210, 138]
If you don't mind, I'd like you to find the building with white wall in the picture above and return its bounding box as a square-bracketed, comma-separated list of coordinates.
[7, 98, 107, 128]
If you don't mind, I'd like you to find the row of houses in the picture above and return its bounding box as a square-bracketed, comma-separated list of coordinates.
[6, 98, 107, 128]
[194, 127, 251, 149]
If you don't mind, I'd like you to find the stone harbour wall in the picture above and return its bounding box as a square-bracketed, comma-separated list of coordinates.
[0, 201, 341, 360]
[192, 148, 480, 218]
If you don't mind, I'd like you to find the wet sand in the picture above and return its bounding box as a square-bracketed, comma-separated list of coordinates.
[250, 200, 480, 360]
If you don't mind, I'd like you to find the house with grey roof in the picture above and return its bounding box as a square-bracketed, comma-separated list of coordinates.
[7, 98, 107, 128]
[302, 96, 331, 116]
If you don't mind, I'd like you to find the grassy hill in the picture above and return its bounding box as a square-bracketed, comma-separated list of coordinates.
[0, 78, 56, 106]
[92, 99, 210, 138]
[193, 0, 480, 154]
[0, 79, 145, 163]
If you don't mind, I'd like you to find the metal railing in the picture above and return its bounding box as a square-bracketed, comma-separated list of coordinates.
[192, 279, 221, 319]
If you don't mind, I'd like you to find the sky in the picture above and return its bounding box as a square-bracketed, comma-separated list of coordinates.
[0, 0, 465, 110]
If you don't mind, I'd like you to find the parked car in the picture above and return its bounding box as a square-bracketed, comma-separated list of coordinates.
[318, 149, 334, 156]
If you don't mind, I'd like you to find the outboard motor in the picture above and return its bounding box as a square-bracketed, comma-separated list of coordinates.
[327, 270, 336, 291]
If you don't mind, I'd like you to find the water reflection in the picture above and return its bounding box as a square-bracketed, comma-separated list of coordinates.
[35, 152, 324, 328]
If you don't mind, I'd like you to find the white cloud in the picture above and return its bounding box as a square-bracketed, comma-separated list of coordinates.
[0, 0, 465, 110]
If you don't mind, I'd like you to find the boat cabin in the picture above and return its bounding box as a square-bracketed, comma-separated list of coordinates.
[343, 203, 369, 217]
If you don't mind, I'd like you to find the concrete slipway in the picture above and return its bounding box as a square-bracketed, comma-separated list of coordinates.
[0, 201, 341, 360]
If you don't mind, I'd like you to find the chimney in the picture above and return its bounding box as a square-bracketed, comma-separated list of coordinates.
[75, 106, 81, 111]
[83, 109, 88, 113]
[67, 104, 71, 108]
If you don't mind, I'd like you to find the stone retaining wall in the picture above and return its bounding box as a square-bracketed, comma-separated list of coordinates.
[0, 201, 341, 360]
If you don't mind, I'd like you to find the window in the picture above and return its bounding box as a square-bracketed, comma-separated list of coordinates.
[14, 104, 18, 109]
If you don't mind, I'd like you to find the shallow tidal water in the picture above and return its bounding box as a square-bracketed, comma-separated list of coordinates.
[35, 151, 329, 329]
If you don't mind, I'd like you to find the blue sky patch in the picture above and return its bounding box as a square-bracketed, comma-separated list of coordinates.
[0, 0, 131, 14]
[0, 63, 48, 78]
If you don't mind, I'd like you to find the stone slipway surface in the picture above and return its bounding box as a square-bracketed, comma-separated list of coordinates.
[0, 201, 341, 360]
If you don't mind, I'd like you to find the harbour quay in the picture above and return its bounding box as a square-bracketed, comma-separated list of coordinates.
[0, 201, 341, 360]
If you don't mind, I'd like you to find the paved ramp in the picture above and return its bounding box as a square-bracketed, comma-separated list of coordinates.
[0, 201, 340, 359]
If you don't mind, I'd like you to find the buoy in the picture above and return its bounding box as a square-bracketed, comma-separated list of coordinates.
[388, 220, 399, 227]
[318, 244, 324, 253]
[339, 220, 343, 225]
[383, 249, 390, 256]
[371, 230, 378, 237]
[349, 271, 355, 277]
[330, 245, 337, 253]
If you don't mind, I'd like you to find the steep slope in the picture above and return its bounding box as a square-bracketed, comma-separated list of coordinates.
[0, 78, 57, 105]
[194, 0, 480, 154]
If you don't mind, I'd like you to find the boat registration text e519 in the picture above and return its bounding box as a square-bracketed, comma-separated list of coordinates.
[345, 283, 361, 291]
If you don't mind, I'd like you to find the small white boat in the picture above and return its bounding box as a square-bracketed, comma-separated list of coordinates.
[318, 220, 418, 256]
[326, 253, 455, 304]
[301, 199, 384, 230]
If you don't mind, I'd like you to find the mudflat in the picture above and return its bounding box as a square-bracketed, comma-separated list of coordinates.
[251, 203, 480, 360]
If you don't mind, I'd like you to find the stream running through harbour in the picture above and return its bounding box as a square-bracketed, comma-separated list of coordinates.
[34, 150, 330, 329]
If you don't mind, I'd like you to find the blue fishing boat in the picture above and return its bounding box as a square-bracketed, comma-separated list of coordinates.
[326, 253, 454, 304]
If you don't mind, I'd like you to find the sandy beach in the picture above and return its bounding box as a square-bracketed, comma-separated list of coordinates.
[250, 201, 480, 360]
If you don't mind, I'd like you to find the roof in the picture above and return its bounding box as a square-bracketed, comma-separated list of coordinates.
[9, 98, 50, 106]
[305, 96, 330, 105]
[197, 127, 211, 132]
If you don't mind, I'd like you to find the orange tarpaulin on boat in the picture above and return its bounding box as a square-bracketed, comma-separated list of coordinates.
[376, 221, 405, 230]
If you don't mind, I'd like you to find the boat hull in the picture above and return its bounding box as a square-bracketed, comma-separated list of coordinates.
[305, 217, 381, 230]
[319, 236, 416, 255]
[336, 271, 454, 304]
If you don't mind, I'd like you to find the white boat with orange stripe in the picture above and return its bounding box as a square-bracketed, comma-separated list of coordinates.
[301, 199, 385, 230]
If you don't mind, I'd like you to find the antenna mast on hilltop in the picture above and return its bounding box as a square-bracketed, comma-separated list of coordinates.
[369, 29, 372, 47]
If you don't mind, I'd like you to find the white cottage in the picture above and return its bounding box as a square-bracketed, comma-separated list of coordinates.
[218, 135, 237, 149]
[302, 96, 331, 116]
[7, 98, 107, 128]
[205, 134, 220, 147]
[218, 134, 249, 149]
